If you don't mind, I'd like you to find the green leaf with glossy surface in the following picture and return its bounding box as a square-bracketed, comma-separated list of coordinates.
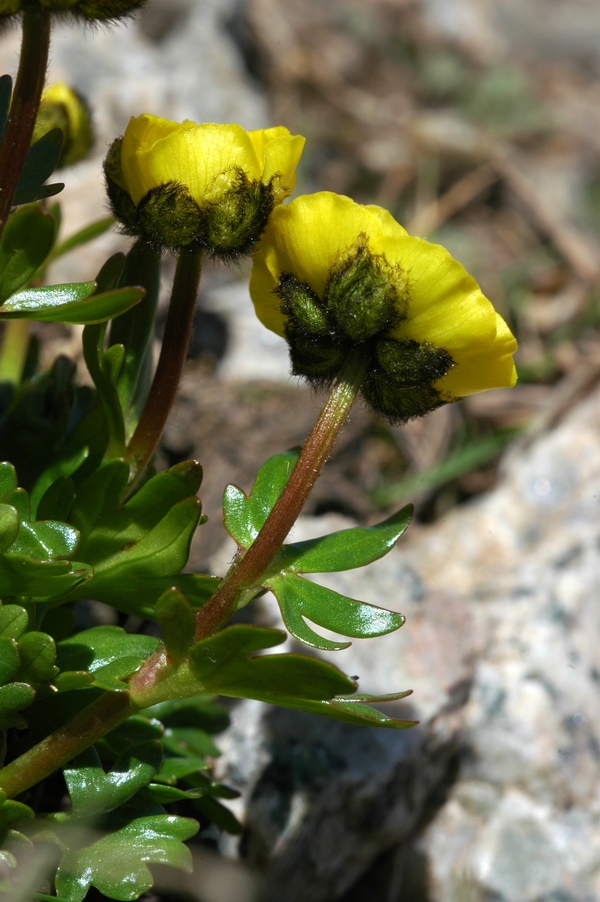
[0, 283, 143, 325]
[0, 681, 35, 729]
[267, 573, 405, 650]
[272, 505, 413, 573]
[0, 636, 19, 684]
[0, 604, 28, 640]
[156, 588, 196, 666]
[0, 554, 91, 597]
[36, 476, 76, 522]
[57, 626, 160, 691]
[185, 625, 415, 729]
[223, 449, 299, 548]
[0, 504, 19, 553]
[0, 204, 56, 301]
[66, 460, 213, 617]
[54, 814, 198, 902]
[14, 128, 64, 205]
[14, 631, 58, 683]
[0, 800, 34, 830]
[64, 742, 163, 817]
[188, 625, 355, 703]
[0, 281, 95, 317]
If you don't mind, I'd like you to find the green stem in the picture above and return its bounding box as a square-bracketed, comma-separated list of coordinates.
[192, 353, 368, 640]
[0, 692, 135, 800]
[127, 246, 204, 481]
[0, 5, 51, 235]
[0, 319, 31, 383]
[0, 355, 366, 798]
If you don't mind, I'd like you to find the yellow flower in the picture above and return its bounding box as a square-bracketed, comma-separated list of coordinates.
[32, 83, 93, 168]
[250, 192, 517, 422]
[104, 114, 305, 256]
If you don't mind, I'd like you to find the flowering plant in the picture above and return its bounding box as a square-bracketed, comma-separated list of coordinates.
[105, 116, 304, 255]
[0, 4, 516, 901]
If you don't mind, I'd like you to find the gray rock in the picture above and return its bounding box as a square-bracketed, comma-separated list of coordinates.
[214, 385, 600, 901]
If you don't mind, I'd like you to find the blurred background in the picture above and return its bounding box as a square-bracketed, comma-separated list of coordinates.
[2, 0, 600, 900]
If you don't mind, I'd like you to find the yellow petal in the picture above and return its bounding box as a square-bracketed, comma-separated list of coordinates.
[121, 118, 262, 206]
[435, 313, 517, 397]
[383, 232, 517, 394]
[250, 129, 306, 197]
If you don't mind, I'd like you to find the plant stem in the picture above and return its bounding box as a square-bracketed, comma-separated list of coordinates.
[0, 5, 51, 235]
[0, 356, 366, 799]
[127, 246, 203, 482]
[0, 692, 134, 800]
[0, 319, 30, 383]
[193, 353, 368, 640]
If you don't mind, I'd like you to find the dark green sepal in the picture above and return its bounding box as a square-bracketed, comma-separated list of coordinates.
[137, 182, 202, 250]
[324, 239, 406, 340]
[362, 367, 447, 424]
[276, 271, 331, 335]
[375, 337, 453, 385]
[287, 328, 348, 384]
[203, 169, 276, 260]
[104, 138, 139, 233]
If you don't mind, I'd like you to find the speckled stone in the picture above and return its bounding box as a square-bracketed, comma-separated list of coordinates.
[214, 385, 600, 901]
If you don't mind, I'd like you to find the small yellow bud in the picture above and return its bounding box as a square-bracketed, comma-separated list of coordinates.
[250, 192, 517, 423]
[32, 83, 93, 168]
[104, 114, 305, 258]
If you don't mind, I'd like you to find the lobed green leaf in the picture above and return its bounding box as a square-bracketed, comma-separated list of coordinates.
[54, 814, 198, 902]
[223, 449, 299, 548]
[64, 742, 163, 818]
[267, 573, 405, 650]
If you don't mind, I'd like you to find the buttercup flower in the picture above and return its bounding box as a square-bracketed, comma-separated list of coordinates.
[104, 114, 305, 257]
[250, 192, 517, 423]
[32, 83, 93, 167]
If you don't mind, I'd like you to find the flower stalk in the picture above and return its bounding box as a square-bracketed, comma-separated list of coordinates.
[126, 245, 204, 481]
[0, 691, 135, 800]
[192, 352, 369, 640]
[0, 353, 367, 797]
[0, 5, 51, 235]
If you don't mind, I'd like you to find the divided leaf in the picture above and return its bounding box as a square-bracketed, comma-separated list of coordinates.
[64, 742, 163, 817]
[154, 625, 417, 729]
[65, 459, 217, 617]
[57, 626, 160, 692]
[54, 814, 198, 902]
[267, 573, 405, 650]
[223, 449, 299, 548]
[223, 452, 411, 649]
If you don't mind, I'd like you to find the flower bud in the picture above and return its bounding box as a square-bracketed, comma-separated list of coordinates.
[250, 192, 517, 423]
[104, 115, 305, 258]
[32, 83, 93, 168]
